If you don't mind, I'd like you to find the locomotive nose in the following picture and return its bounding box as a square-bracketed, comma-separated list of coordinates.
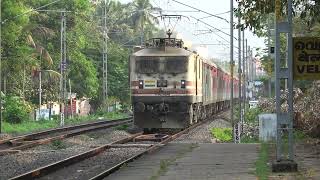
[158, 102, 169, 113]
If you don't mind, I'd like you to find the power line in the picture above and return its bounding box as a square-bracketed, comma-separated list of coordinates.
[171, 0, 229, 23]
[2, 0, 63, 24]
[198, 11, 231, 20]
[190, 16, 238, 41]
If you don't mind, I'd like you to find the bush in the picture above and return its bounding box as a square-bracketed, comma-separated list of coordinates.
[245, 107, 262, 124]
[3, 95, 31, 123]
[210, 128, 232, 142]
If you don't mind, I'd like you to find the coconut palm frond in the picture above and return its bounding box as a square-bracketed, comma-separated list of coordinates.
[32, 26, 55, 39]
[42, 49, 53, 65]
[26, 35, 36, 48]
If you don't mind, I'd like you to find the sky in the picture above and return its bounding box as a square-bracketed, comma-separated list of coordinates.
[119, 0, 266, 63]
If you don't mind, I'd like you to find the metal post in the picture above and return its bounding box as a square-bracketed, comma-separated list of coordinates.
[238, 9, 242, 139]
[273, 0, 296, 168]
[230, 0, 235, 142]
[287, 0, 294, 161]
[245, 40, 248, 101]
[102, 0, 108, 108]
[63, 11, 67, 119]
[242, 33, 246, 125]
[39, 49, 43, 120]
[0, 0, 2, 134]
[268, 15, 272, 97]
[60, 11, 66, 126]
[69, 79, 73, 118]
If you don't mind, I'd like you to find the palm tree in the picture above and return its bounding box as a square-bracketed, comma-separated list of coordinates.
[129, 0, 159, 45]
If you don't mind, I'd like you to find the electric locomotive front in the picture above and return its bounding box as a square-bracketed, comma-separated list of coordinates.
[130, 38, 201, 130]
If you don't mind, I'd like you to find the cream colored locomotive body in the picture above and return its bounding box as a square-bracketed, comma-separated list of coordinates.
[130, 38, 238, 129]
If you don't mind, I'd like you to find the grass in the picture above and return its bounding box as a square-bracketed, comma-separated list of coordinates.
[210, 127, 233, 142]
[2, 111, 129, 134]
[50, 140, 67, 150]
[115, 124, 129, 131]
[241, 135, 260, 143]
[255, 143, 270, 180]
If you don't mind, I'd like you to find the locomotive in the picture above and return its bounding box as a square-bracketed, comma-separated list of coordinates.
[130, 36, 239, 130]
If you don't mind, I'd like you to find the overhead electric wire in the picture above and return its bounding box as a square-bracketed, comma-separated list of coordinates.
[172, 0, 229, 23]
[198, 11, 231, 20]
[190, 16, 237, 41]
[2, 0, 63, 24]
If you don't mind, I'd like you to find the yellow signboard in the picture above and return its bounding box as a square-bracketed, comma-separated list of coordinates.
[293, 37, 320, 80]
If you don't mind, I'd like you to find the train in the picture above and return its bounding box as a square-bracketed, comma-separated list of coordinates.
[129, 36, 239, 130]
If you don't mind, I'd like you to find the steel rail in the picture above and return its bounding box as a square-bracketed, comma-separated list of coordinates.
[0, 117, 132, 154]
[9, 132, 143, 180]
[89, 115, 216, 180]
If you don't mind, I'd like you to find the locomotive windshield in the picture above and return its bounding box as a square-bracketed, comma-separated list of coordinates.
[135, 56, 188, 74]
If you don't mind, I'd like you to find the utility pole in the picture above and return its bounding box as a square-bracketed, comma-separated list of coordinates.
[0, 0, 2, 134]
[39, 49, 43, 120]
[69, 79, 73, 118]
[102, 0, 108, 109]
[60, 11, 67, 126]
[242, 33, 246, 129]
[267, 15, 272, 98]
[230, 0, 235, 143]
[272, 0, 297, 171]
[237, 8, 242, 142]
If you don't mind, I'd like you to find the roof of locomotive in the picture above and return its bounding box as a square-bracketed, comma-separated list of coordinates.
[132, 38, 193, 57]
[132, 46, 193, 57]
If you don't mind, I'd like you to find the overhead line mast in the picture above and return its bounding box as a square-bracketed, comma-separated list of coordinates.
[102, 0, 108, 109]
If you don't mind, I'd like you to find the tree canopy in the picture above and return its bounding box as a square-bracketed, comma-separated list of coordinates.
[1, 0, 161, 113]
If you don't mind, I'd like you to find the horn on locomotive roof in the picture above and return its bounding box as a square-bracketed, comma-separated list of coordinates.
[167, 29, 172, 39]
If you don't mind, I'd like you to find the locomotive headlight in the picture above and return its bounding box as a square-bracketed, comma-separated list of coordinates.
[139, 80, 144, 89]
[181, 80, 186, 88]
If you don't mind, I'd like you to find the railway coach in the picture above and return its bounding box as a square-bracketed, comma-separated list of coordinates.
[130, 37, 239, 130]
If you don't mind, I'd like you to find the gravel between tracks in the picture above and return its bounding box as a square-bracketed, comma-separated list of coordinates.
[38, 147, 146, 180]
[0, 128, 133, 179]
[173, 111, 232, 143]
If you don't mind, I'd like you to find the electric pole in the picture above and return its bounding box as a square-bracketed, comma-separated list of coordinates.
[39, 49, 43, 120]
[272, 0, 297, 171]
[238, 8, 242, 141]
[0, 0, 2, 134]
[242, 34, 246, 128]
[60, 11, 67, 126]
[230, 0, 235, 143]
[102, 0, 108, 109]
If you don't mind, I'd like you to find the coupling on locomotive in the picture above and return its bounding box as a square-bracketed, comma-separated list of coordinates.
[130, 34, 239, 130]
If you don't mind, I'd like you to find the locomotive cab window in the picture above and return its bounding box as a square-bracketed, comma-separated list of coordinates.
[165, 57, 188, 73]
[135, 56, 188, 74]
[135, 57, 159, 73]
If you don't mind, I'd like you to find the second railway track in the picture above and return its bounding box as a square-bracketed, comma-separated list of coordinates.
[8, 111, 227, 180]
[0, 117, 132, 155]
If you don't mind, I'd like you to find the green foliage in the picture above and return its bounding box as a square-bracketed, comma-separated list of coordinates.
[255, 143, 270, 180]
[115, 124, 129, 131]
[1, 0, 161, 117]
[241, 135, 260, 143]
[3, 111, 128, 134]
[245, 107, 262, 124]
[50, 140, 66, 150]
[210, 128, 233, 142]
[69, 52, 99, 98]
[3, 96, 32, 123]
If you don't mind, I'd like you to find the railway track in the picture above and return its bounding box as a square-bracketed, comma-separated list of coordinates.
[8, 113, 221, 180]
[0, 117, 132, 155]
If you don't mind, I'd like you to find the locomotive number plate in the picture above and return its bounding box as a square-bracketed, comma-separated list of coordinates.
[144, 80, 156, 88]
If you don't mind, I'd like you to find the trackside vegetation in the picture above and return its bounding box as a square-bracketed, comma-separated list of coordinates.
[210, 128, 233, 142]
[3, 111, 128, 134]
